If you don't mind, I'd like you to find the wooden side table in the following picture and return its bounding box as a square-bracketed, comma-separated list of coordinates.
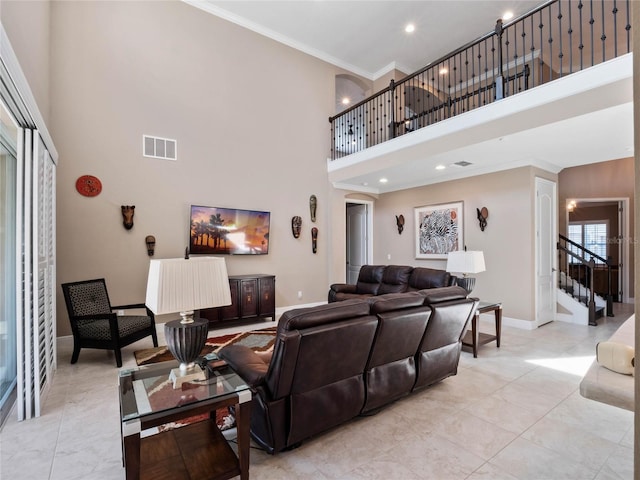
[119, 361, 251, 480]
[462, 301, 502, 358]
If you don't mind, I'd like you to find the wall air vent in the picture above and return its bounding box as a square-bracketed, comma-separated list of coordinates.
[453, 161, 473, 167]
[143, 135, 177, 161]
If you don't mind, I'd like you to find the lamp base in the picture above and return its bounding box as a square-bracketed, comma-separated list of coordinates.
[456, 276, 476, 294]
[169, 365, 206, 389]
[164, 317, 209, 385]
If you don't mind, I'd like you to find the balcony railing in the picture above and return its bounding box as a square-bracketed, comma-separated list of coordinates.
[329, 0, 632, 160]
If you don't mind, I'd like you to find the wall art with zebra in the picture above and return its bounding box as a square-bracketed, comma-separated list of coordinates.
[414, 201, 464, 259]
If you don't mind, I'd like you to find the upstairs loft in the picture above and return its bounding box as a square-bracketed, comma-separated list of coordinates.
[328, 0, 634, 194]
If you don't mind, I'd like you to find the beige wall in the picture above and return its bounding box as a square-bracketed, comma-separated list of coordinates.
[45, 0, 343, 335]
[558, 157, 635, 295]
[4, 0, 632, 334]
[372, 68, 408, 92]
[330, 166, 557, 323]
[1, 0, 51, 125]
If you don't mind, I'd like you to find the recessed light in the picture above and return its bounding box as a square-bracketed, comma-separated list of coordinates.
[362, 182, 368, 186]
[439, 67, 448, 75]
[435, 165, 446, 170]
[502, 11, 514, 21]
[379, 178, 388, 184]
[405, 23, 415, 33]
[341, 97, 350, 105]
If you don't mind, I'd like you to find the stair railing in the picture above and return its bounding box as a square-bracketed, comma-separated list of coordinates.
[557, 234, 615, 326]
[329, 0, 632, 160]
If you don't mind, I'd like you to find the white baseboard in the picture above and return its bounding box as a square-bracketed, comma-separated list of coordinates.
[499, 315, 537, 330]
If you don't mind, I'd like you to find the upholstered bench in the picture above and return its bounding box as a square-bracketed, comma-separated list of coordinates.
[579, 315, 635, 411]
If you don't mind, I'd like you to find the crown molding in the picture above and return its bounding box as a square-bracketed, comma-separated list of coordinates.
[183, 0, 376, 80]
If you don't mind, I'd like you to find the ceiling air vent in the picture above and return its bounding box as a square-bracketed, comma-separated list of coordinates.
[143, 135, 177, 161]
[453, 161, 473, 167]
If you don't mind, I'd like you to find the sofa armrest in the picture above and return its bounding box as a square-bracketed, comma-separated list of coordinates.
[219, 345, 270, 388]
[329, 283, 357, 294]
[328, 283, 357, 302]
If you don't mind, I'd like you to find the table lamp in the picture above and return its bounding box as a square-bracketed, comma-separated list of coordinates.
[146, 256, 231, 387]
[446, 250, 485, 294]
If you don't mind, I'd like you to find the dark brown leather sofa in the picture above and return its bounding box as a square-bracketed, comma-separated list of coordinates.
[328, 265, 456, 303]
[219, 286, 476, 454]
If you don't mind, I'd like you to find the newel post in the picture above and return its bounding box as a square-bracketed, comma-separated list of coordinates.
[495, 18, 505, 100]
[389, 79, 396, 139]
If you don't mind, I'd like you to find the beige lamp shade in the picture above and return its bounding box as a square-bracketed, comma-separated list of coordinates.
[445, 250, 486, 275]
[446, 250, 485, 294]
[145, 256, 232, 316]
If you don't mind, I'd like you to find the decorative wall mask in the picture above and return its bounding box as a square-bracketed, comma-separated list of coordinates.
[477, 207, 489, 231]
[311, 227, 318, 253]
[396, 214, 405, 234]
[291, 216, 302, 238]
[309, 195, 317, 222]
[145, 235, 156, 256]
[121, 205, 135, 230]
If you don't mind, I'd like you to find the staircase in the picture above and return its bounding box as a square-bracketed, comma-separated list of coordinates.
[557, 235, 614, 326]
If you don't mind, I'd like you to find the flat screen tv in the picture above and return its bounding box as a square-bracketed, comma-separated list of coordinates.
[189, 205, 270, 255]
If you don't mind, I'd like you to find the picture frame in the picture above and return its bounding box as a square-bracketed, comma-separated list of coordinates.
[414, 201, 464, 259]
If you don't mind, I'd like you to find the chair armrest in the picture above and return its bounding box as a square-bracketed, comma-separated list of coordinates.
[71, 313, 117, 322]
[111, 303, 147, 310]
[329, 283, 357, 294]
[111, 303, 155, 319]
[219, 345, 269, 388]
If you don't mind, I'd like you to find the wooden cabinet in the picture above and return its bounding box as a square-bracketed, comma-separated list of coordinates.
[200, 274, 275, 326]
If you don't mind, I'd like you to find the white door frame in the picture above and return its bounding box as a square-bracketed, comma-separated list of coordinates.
[564, 197, 630, 304]
[345, 199, 373, 278]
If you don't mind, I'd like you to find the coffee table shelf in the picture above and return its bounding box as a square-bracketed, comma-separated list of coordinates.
[119, 360, 251, 480]
[139, 419, 239, 480]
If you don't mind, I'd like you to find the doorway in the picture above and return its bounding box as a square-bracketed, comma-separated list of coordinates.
[566, 198, 629, 303]
[346, 200, 373, 284]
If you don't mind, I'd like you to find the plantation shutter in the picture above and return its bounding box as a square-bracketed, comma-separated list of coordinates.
[2, 24, 58, 421]
[16, 130, 56, 420]
[33, 135, 56, 416]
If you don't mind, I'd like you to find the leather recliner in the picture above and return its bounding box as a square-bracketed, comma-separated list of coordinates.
[328, 265, 456, 302]
[220, 287, 476, 454]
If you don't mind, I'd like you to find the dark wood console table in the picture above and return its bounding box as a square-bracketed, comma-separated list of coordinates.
[200, 274, 275, 326]
[462, 301, 502, 358]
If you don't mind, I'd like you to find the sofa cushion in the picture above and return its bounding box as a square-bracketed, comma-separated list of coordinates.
[580, 315, 635, 411]
[419, 286, 469, 305]
[408, 267, 452, 290]
[368, 292, 426, 314]
[279, 298, 371, 331]
[356, 265, 386, 295]
[377, 265, 413, 295]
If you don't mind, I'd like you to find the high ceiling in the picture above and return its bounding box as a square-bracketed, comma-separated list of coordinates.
[188, 1, 545, 79]
[186, 1, 634, 193]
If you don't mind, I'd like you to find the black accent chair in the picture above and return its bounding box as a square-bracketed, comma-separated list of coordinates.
[61, 278, 158, 367]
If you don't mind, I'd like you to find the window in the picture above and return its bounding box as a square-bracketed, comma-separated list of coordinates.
[0, 100, 18, 427]
[568, 222, 608, 262]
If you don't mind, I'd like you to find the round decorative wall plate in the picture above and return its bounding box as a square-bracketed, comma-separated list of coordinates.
[75, 175, 102, 197]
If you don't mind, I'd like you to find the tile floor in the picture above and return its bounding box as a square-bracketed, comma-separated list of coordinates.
[0, 303, 635, 480]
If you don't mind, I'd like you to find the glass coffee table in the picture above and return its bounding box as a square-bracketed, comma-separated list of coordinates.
[119, 360, 251, 480]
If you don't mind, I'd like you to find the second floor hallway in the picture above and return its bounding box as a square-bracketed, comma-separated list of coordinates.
[327, 0, 633, 194]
